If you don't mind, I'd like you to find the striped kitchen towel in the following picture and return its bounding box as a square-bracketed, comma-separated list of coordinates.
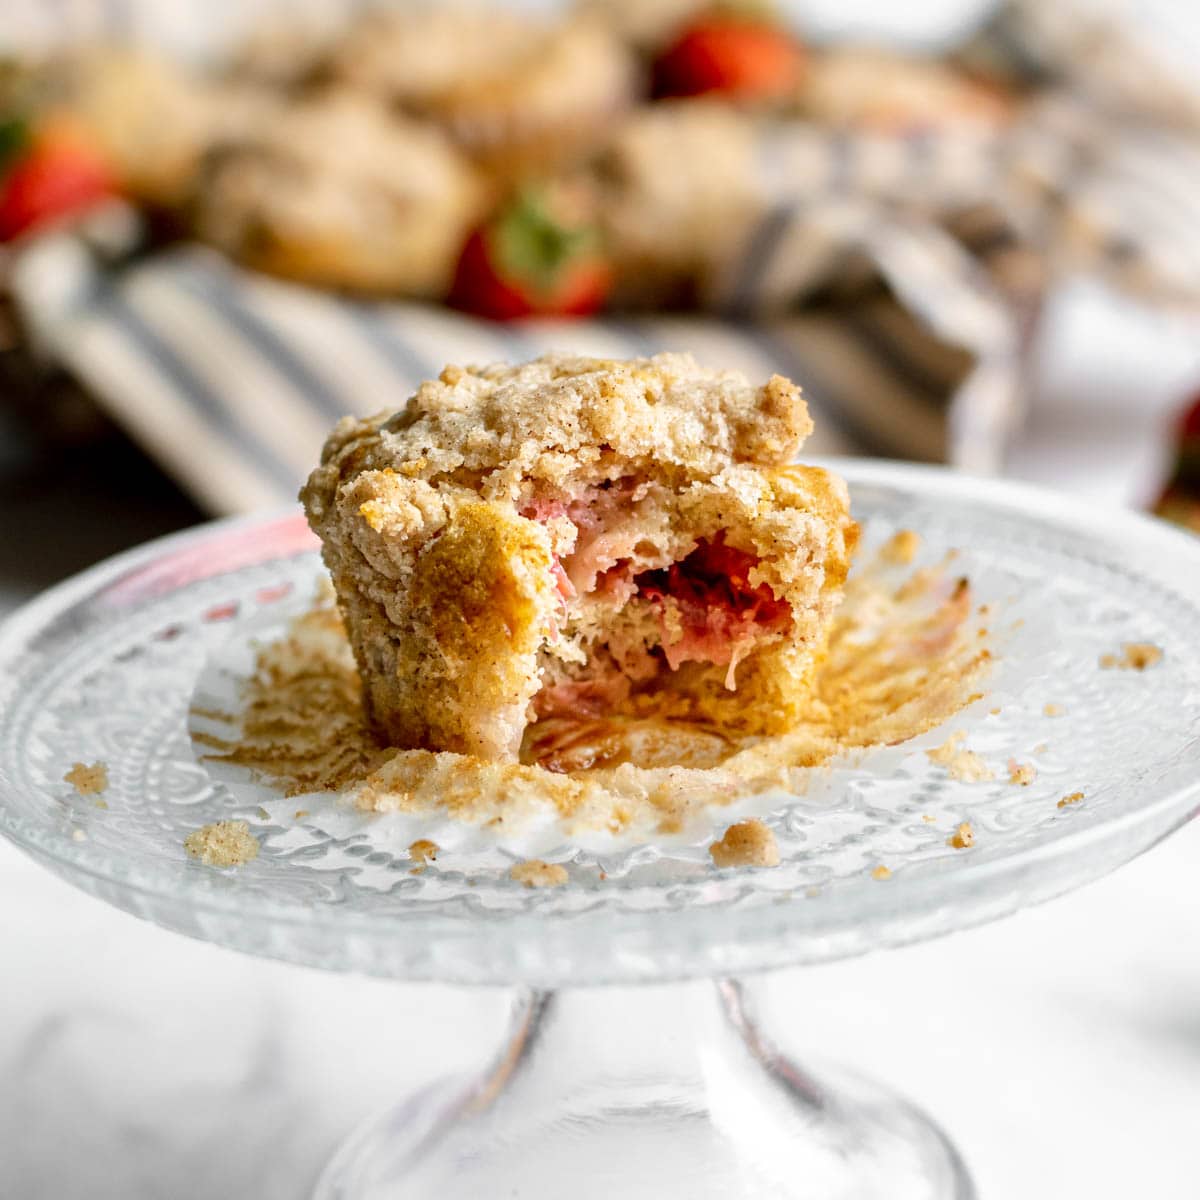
[7, 216, 1012, 515]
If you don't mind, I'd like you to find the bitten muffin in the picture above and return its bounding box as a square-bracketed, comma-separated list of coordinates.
[190, 91, 487, 296]
[301, 353, 857, 762]
[331, 7, 637, 174]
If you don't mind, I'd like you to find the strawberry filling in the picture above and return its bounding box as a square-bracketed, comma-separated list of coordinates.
[634, 536, 792, 672]
[526, 486, 792, 718]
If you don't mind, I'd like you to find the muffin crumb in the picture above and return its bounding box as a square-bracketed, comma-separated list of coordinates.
[709, 818, 780, 868]
[871, 864, 892, 881]
[510, 859, 568, 887]
[410, 838, 440, 866]
[926, 732, 994, 782]
[1100, 643, 1162, 671]
[1057, 791, 1085, 808]
[1043, 703, 1064, 717]
[293, 809, 310, 820]
[948, 821, 975, 849]
[64, 761, 107, 796]
[184, 820, 260, 867]
[881, 529, 920, 565]
[1007, 759, 1036, 786]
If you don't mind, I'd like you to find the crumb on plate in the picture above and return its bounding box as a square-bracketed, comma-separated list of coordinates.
[510, 859, 568, 887]
[184, 820, 260, 868]
[1099, 643, 1162, 671]
[948, 821, 975, 849]
[294, 809, 310, 820]
[926, 732, 994, 783]
[880, 529, 920, 565]
[409, 838, 439, 865]
[871, 864, 892, 880]
[1007, 759, 1036, 786]
[1057, 791, 1084, 808]
[709, 818, 781, 868]
[1043, 702, 1064, 717]
[64, 761, 107, 796]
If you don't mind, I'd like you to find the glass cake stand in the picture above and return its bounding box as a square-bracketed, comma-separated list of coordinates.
[1, 461, 1198, 1200]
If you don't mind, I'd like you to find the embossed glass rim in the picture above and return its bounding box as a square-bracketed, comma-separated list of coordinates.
[1, 460, 1199, 984]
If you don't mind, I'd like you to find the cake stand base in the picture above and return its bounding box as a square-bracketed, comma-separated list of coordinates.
[313, 980, 974, 1200]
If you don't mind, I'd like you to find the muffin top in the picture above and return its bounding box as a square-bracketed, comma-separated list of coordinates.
[304, 353, 814, 507]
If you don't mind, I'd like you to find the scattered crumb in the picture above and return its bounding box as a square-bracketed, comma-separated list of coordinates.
[598, 870, 607, 881]
[871, 865, 892, 881]
[64, 761, 107, 796]
[93, 798, 108, 810]
[71, 828, 86, 842]
[948, 821, 975, 849]
[989, 707, 1001, 715]
[805, 886, 821, 897]
[709, 819, 781, 868]
[881, 529, 921, 565]
[1007, 759, 1037, 787]
[255, 806, 270, 820]
[1057, 791, 1085, 808]
[1100, 643, 1163, 671]
[1034, 742, 1049, 755]
[409, 838, 439, 866]
[293, 809, 310, 820]
[1043, 703, 1064, 717]
[921, 814, 936, 823]
[510, 859, 569, 888]
[184, 820, 260, 868]
[926, 732, 994, 782]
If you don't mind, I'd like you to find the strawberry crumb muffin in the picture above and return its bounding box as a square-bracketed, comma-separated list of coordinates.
[301, 353, 856, 762]
[191, 91, 487, 296]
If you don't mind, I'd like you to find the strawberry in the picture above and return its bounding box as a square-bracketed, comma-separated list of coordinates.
[1154, 389, 1200, 531]
[449, 191, 612, 321]
[0, 116, 115, 241]
[652, 15, 806, 102]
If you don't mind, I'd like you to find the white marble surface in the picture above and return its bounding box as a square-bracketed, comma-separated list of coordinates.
[2, 283, 1200, 1199]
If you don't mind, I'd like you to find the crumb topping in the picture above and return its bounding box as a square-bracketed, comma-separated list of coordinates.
[1099, 643, 1163, 671]
[64, 761, 107, 796]
[709, 818, 780, 868]
[184, 820, 260, 867]
[304, 353, 814, 507]
[510, 859, 568, 887]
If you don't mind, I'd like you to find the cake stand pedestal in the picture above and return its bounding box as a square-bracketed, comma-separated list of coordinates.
[316, 980, 972, 1199]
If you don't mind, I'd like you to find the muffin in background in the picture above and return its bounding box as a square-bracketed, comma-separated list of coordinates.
[799, 46, 1016, 133]
[59, 49, 281, 208]
[582, 101, 760, 307]
[191, 91, 488, 296]
[332, 5, 638, 175]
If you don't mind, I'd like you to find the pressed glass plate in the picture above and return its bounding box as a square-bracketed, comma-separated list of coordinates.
[1, 460, 1198, 987]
